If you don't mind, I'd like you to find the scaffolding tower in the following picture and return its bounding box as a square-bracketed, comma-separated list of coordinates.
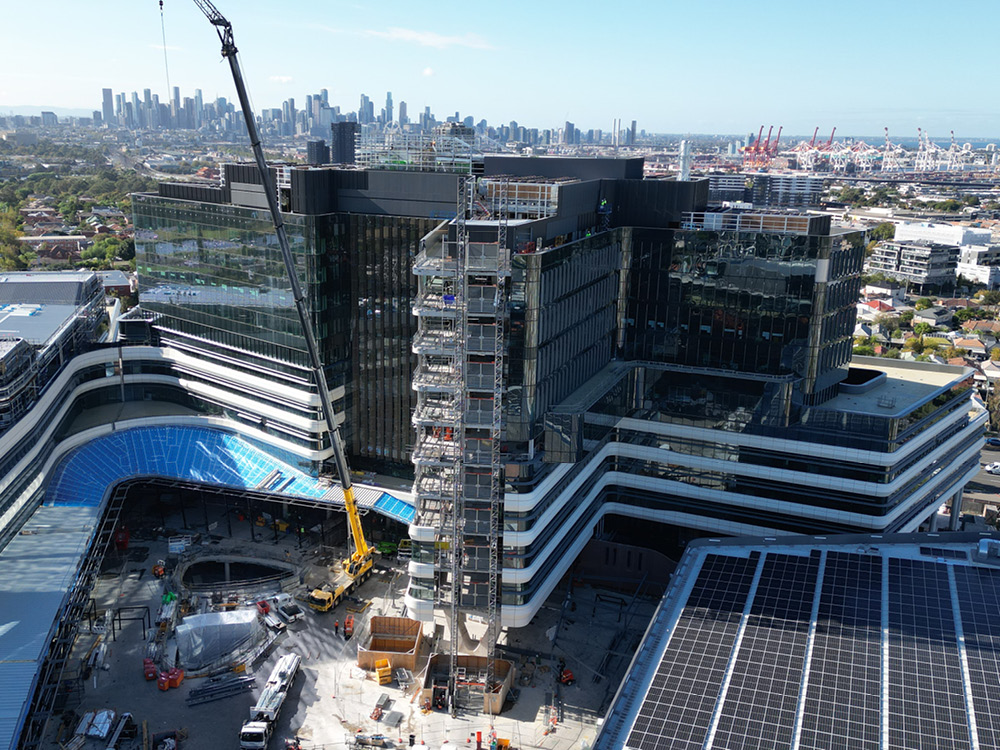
[485, 178, 509, 712]
[410, 176, 509, 714]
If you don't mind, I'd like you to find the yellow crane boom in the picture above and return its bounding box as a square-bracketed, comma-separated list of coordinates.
[188, 0, 370, 575]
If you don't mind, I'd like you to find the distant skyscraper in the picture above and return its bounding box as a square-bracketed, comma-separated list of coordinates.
[306, 139, 330, 165]
[131, 92, 142, 128]
[101, 88, 114, 128]
[385, 91, 393, 124]
[563, 120, 575, 145]
[194, 89, 203, 127]
[320, 88, 329, 107]
[330, 121, 360, 164]
[398, 101, 407, 126]
[629, 119, 637, 146]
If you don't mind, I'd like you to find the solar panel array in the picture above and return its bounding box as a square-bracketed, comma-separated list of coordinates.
[887, 558, 969, 750]
[712, 552, 819, 750]
[626, 553, 759, 750]
[799, 551, 881, 750]
[44, 425, 415, 523]
[954, 566, 1000, 748]
[620, 544, 1000, 750]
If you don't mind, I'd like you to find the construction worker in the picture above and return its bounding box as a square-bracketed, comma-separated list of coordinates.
[334, 620, 339, 636]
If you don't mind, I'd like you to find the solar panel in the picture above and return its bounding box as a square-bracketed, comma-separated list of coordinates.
[712, 552, 819, 750]
[953, 566, 1000, 749]
[611, 539, 1000, 750]
[887, 558, 970, 750]
[626, 553, 760, 750]
[799, 552, 881, 750]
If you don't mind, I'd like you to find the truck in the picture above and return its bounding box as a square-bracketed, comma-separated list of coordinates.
[306, 557, 373, 613]
[272, 593, 304, 623]
[238, 653, 301, 750]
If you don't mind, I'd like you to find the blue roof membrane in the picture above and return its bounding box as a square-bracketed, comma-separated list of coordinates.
[45, 425, 414, 524]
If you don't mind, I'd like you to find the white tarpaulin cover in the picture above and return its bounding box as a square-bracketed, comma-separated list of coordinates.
[175, 610, 260, 669]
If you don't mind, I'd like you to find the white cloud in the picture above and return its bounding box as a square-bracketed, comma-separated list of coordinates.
[269, 75, 294, 84]
[422, 67, 434, 77]
[364, 27, 493, 50]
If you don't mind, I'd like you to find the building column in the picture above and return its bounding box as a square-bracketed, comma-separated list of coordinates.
[926, 509, 939, 532]
[950, 491, 964, 531]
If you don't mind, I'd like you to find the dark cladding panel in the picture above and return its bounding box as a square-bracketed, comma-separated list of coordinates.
[224, 162, 263, 186]
[336, 170, 458, 218]
[157, 182, 229, 204]
[290, 168, 337, 215]
[610, 178, 708, 229]
[484, 155, 644, 180]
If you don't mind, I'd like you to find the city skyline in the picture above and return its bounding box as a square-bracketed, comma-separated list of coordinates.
[2, 0, 999, 137]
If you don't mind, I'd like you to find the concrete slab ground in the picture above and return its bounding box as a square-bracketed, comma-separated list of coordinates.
[41, 507, 658, 750]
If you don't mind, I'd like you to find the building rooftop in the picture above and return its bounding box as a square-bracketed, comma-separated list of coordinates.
[818, 358, 972, 418]
[0, 271, 100, 307]
[0, 505, 100, 750]
[0, 303, 79, 346]
[596, 531, 1000, 750]
[47, 424, 415, 524]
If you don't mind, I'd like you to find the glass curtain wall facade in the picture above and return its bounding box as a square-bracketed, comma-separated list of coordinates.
[134, 193, 434, 473]
[622, 214, 864, 403]
[507, 231, 622, 448]
[344, 213, 437, 469]
[133, 196, 345, 454]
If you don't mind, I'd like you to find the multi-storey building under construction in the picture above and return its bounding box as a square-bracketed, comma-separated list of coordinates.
[126, 156, 982, 638]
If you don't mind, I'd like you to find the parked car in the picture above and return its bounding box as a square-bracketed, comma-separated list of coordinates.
[987, 437, 1000, 447]
[985, 462, 1000, 475]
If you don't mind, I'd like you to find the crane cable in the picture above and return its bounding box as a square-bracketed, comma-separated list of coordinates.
[159, 0, 172, 96]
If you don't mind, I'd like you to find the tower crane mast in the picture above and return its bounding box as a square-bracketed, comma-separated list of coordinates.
[188, 0, 371, 576]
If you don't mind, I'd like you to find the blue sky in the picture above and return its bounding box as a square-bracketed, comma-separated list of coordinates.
[2, 0, 998, 139]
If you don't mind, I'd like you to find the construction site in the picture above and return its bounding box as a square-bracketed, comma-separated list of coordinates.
[41, 487, 660, 750]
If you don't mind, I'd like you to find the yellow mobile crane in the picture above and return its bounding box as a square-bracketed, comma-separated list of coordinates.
[189, 0, 373, 606]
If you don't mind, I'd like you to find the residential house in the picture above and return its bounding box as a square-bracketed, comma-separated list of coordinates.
[913, 305, 954, 328]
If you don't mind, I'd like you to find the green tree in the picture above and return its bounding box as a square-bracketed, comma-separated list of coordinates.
[953, 307, 982, 324]
[913, 322, 933, 337]
[914, 298, 933, 311]
[0, 210, 26, 271]
[882, 347, 901, 359]
[869, 223, 895, 242]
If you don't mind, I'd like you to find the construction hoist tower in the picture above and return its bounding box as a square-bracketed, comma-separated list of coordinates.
[410, 175, 509, 716]
[448, 175, 509, 715]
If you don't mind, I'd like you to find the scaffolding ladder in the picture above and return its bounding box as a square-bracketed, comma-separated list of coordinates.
[448, 175, 471, 714]
[485, 178, 509, 713]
